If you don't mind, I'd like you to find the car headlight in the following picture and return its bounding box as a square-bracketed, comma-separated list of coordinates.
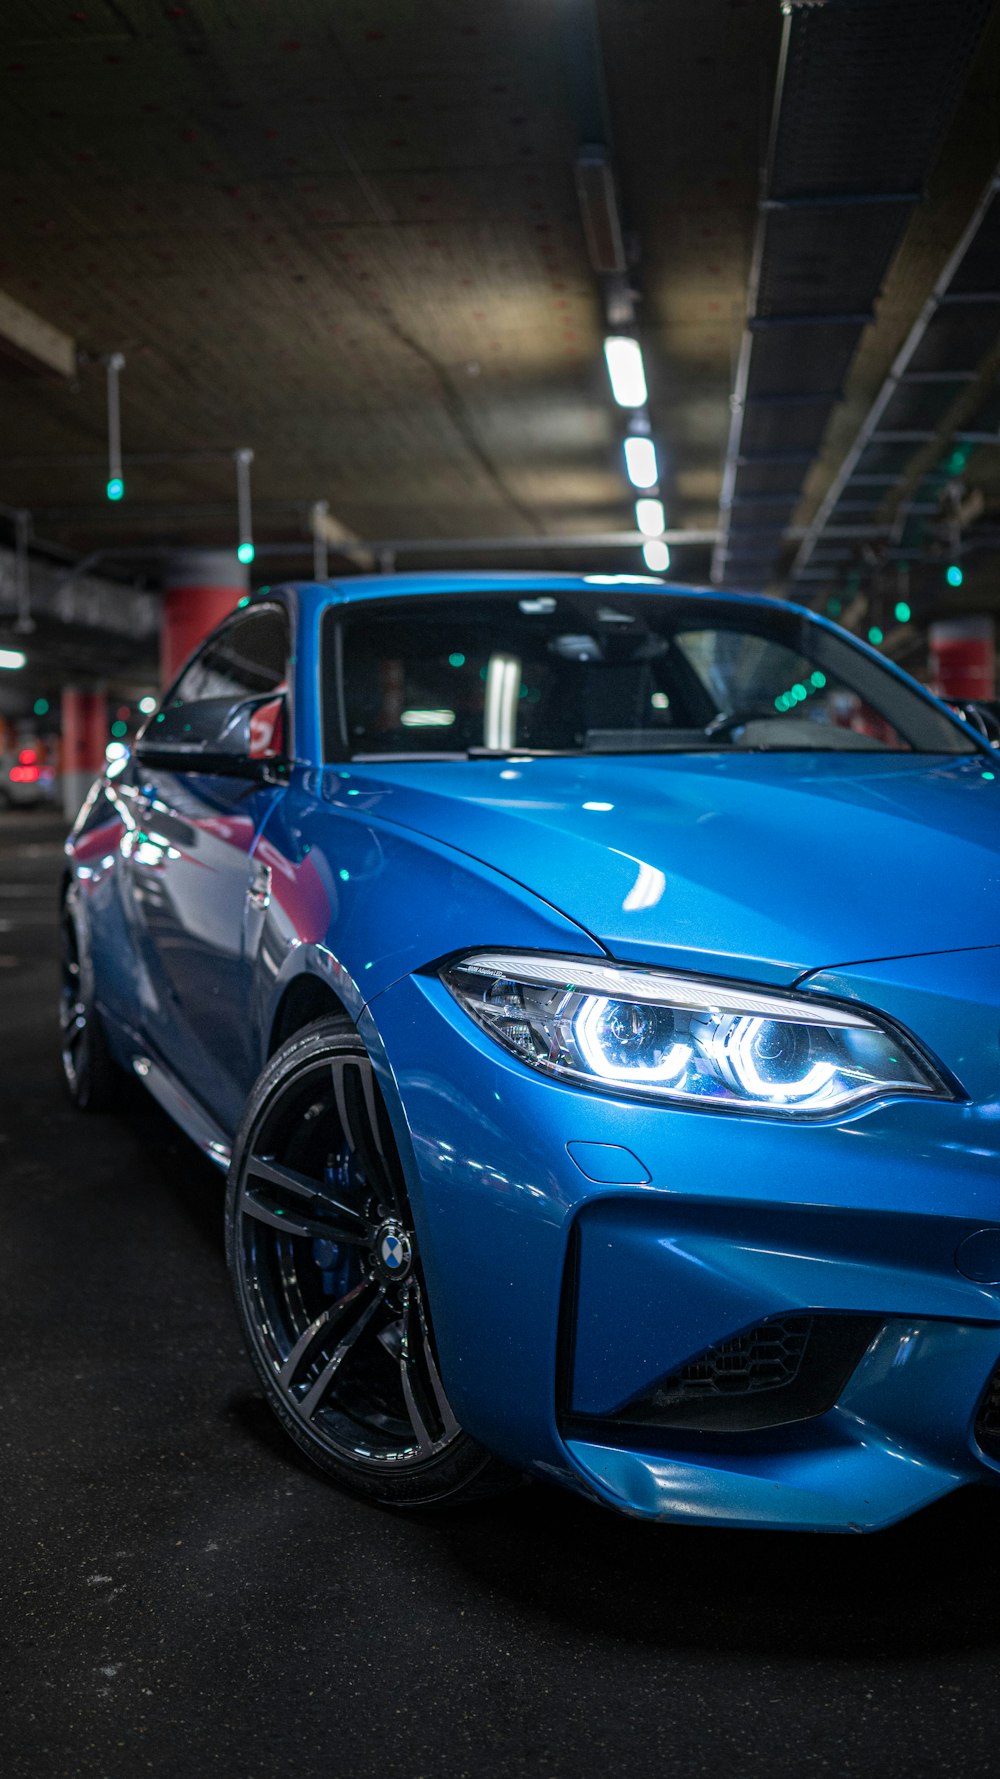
[441, 952, 953, 1117]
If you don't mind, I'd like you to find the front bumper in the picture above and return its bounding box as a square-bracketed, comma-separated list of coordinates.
[363, 968, 1000, 1532]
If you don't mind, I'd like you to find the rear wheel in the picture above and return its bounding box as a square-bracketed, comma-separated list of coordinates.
[59, 884, 120, 1111]
[225, 1017, 515, 1507]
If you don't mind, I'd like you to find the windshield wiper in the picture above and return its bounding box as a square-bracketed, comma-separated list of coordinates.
[348, 747, 582, 762]
[348, 751, 471, 763]
[465, 746, 570, 758]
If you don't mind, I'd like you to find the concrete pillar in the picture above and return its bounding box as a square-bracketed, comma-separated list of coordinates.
[929, 616, 996, 703]
[161, 549, 248, 689]
[62, 689, 107, 821]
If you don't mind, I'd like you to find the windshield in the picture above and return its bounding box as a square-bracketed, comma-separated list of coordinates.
[322, 590, 969, 760]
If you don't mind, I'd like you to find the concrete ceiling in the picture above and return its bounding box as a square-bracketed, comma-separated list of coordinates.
[1, 0, 1000, 675]
[0, 0, 778, 590]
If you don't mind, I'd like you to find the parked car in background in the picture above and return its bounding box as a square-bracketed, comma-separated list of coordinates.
[0, 747, 58, 810]
[60, 574, 1000, 1532]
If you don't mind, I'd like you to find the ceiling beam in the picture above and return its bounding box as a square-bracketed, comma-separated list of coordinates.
[788, 163, 1000, 583]
[0, 289, 75, 379]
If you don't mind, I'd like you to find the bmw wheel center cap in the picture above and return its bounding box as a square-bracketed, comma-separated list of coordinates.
[375, 1220, 412, 1282]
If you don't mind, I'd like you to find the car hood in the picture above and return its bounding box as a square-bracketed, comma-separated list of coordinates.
[322, 750, 1000, 985]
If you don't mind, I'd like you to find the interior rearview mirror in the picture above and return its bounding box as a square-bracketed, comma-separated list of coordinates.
[952, 699, 1000, 748]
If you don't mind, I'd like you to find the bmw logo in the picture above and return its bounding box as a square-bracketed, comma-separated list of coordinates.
[375, 1220, 412, 1281]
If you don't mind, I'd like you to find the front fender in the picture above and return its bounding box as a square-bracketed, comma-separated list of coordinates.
[252, 773, 607, 1069]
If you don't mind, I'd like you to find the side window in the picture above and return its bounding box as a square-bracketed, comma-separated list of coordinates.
[149, 607, 290, 748]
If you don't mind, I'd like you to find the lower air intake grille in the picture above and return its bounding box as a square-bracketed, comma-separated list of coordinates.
[658, 1314, 812, 1402]
[606, 1312, 882, 1436]
[974, 1365, 1000, 1462]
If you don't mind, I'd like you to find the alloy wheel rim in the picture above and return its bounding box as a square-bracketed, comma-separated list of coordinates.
[234, 1049, 461, 1470]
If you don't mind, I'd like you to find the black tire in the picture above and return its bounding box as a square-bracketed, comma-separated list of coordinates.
[59, 882, 121, 1112]
[225, 1016, 517, 1508]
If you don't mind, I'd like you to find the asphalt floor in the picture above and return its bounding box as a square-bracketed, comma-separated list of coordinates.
[3, 812, 1000, 1779]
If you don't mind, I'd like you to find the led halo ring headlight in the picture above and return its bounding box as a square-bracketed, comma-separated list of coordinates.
[441, 952, 953, 1118]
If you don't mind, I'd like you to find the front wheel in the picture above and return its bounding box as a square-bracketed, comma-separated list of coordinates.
[225, 1017, 516, 1507]
[59, 883, 120, 1111]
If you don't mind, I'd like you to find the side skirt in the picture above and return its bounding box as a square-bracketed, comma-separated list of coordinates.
[132, 1052, 232, 1171]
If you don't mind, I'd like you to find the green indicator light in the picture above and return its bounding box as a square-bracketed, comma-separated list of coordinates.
[339, 868, 350, 881]
[33, 697, 49, 716]
[448, 652, 466, 668]
[810, 670, 826, 689]
[868, 626, 883, 646]
[946, 564, 964, 588]
[826, 597, 842, 618]
[792, 682, 807, 701]
[106, 476, 124, 501]
[237, 595, 251, 608]
[110, 720, 128, 738]
[774, 694, 787, 712]
[894, 601, 911, 624]
[983, 772, 996, 782]
[237, 542, 255, 565]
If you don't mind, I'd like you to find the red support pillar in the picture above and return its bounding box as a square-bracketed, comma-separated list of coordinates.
[928, 616, 996, 704]
[61, 689, 107, 820]
[161, 549, 249, 689]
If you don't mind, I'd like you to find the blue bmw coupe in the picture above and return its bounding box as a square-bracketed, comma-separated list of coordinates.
[62, 574, 1000, 1530]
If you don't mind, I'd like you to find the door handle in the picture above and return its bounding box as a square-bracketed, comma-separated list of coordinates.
[247, 861, 272, 911]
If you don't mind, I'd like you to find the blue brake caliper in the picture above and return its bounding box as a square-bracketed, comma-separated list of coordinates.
[312, 1148, 361, 1297]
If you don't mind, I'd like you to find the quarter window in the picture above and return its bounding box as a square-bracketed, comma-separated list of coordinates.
[150, 607, 290, 746]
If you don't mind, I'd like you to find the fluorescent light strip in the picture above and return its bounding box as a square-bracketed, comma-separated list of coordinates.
[484, 653, 521, 750]
[400, 709, 456, 727]
[604, 336, 647, 408]
[642, 540, 670, 572]
[635, 497, 665, 537]
[624, 436, 658, 489]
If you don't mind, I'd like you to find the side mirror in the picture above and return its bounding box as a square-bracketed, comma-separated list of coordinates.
[136, 693, 288, 776]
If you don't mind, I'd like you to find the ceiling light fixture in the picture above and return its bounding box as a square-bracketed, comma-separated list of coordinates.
[642, 540, 670, 572]
[624, 435, 658, 490]
[235, 448, 255, 566]
[575, 147, 627, 277]
[0, 647, 27, 670]
[635, 497, 665, 538]
[604, 336, 647, 408]
[105, 352, 125, 501]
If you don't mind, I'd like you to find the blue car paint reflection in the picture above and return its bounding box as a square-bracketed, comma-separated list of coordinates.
[68, 574, 1000, 1531]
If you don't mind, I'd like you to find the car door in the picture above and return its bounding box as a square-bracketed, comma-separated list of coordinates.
[119, 602, 291, 1133]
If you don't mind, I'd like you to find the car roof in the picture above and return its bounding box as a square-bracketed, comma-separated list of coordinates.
[263, 571, 807, 618]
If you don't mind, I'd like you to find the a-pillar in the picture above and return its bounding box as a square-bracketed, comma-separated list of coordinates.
[161, 549, 249, 689]
[61, 689, 108, 821]
[929, 616, 996, 703]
